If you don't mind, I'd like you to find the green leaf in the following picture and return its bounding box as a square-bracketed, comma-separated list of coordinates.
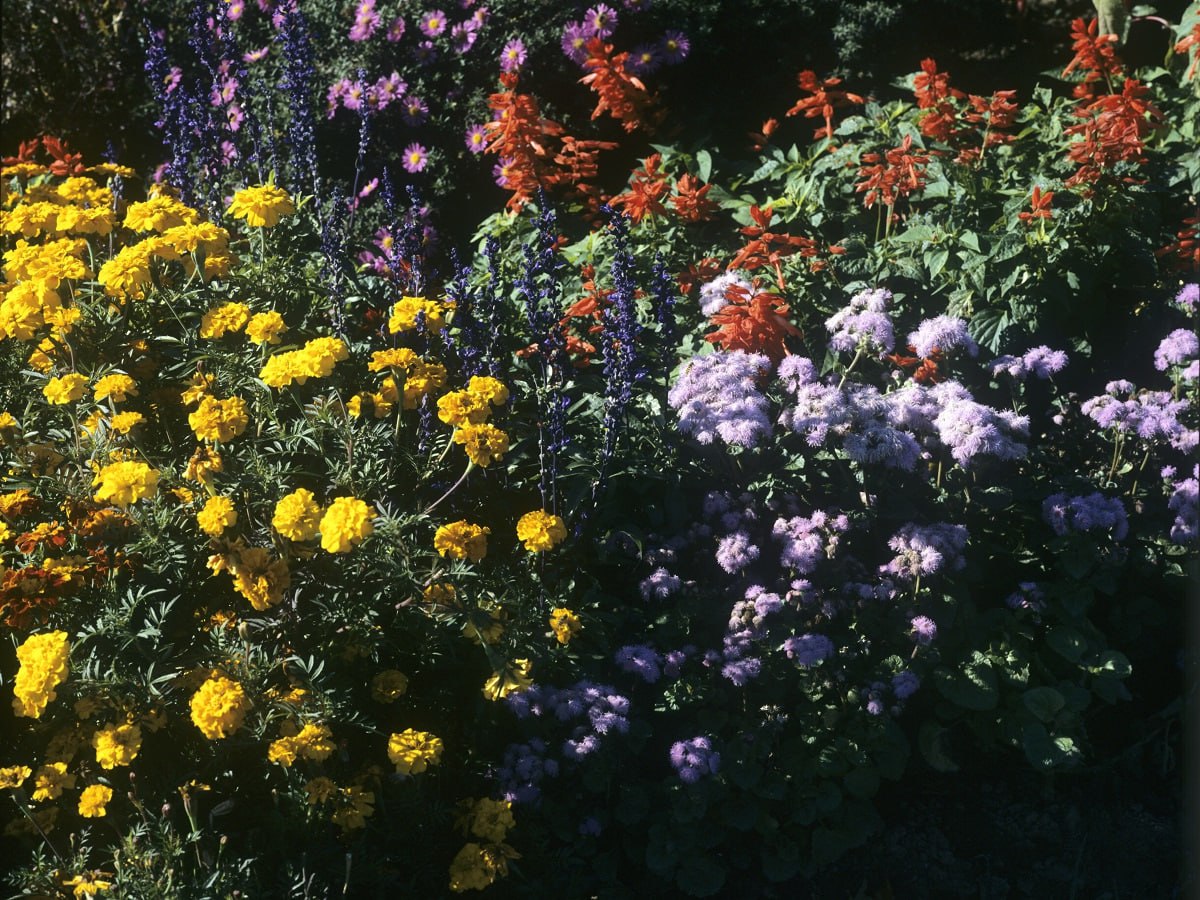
[675, 856, 727, 897]
[1022, 687, 1066, 722]
[933, 655, 998, 711]
[1022, 722, 1061, 770]
[760, 841, 802, 883]
[1046, 627, 1087, 662]
[918, 722, 960, 772]
[843, 766, 880, 799]
[1092, 650, 1132, 679]
[696, 149, 713, 183]
[616, 785, 649, 825]
[926, 247, 950, 278]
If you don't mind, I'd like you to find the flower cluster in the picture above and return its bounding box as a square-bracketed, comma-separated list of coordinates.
[1043, 492, 1130, 541]
[387, 728, 444, 775]
[12, 631, 70, 718]
[189, 675, 251, 739]
[668, 350, 773, 447]
[668, 736, 720, 783]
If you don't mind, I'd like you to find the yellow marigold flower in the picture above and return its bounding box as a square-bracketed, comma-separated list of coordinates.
[189, 675, 251, 739]
[2, 201, 60, 237]
[422, 583, 457, 605]
[31, 762, 75, 801]
[516, 510, 568, 553]
[319, 497, 375, 553]
[448, 842, 520, 893]
[43, 373, 87, 405]
[273, 488, 322, 541]
[367, 347, 418, 372]
[267, 735, 299, 767]
[437, 390, 491, 427]
[466, 376, 509, 407]
[387, 295, 449, 334]
[227, 184, 296, 228]
[93, 373, 137, 403]
[12, 631, 70, 719]
[185, 446, 223, 484]
[457, 797, 516, 843]
[482, 658, 533, 702]
[0, 280, 61, 340]
[158, 221, 231, 257]
[371, 670, 409, 703]
[188, 395, 249, 443]
[180, 372, 213, 407]
[549, 608, 582, 645]
[3, 236, 90, 286]
[78, 784, 113, 818]
[96, 241, 154, 299]
[228, 545, 291, 611]
[197, 495, 237, 537]
[299, 336, 349, 377]
[92, 460, 159, 508]
[0, 765, 32, 790]
[199, 302, 251, 339]
[245, 310, 287, 345]
[108, 411, 145, 435]
[64, 872, 114, 898]
[58, 205, 115, 236]
[330, 785, 374, 830]
[434, 520, 490, 562]
[92, 723, 142, 769]
[403, 360, 448, 408]
[387, 729, 444, 776]
[304, 776, 337, 805]
[294, 723, 335, 761]
[453, 423, 509, 468]
[123, 196, 199, 232]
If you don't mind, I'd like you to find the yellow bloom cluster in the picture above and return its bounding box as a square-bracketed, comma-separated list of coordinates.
[189, 675, 251, 739]
[31, 762, 75, 801]
[245, 310, 287, 345]
[516, 510, 568, 552]
[388, 295, 452, 334]
[267, 722, 336, 767]
[0, 765, 32, 789]
[370, 670, 409, 703]
[453, 423, 510, 468]
[482, 658, 533, 702]
[123, 196, 200, 232]
[108, 411, 144, 435]
[227, 184, 296, 228]
[319, 497, 375, 553]
[92, 722, 143, 769]
[434, 520, 491, 562]
[12, 630, 70, 718]
[96, 242, 154, 299]
[448, 842, 521, 893]
[259, 336, 349, 388]
[224, 544, 291, 611]
[64, 872, 114, 898]
[548, 608, 582, 645]
[273, 488, 322, 541]
[351, 353, 448, 417]
[367, 347, 419, 372]
[43, 373, 87, 405]
[188, 395, 249, 443]
[93, 373, 137, 403]
[2, 279, 67, 341]
[199, 301, 251, 339]
[387, 728, 444, 775]
[329, 785, 375, 830]
[197, 495, 237, 537]
[78, 783, 113, 818]
[92, 460, 159, 508]
[457, 797, 516, 843]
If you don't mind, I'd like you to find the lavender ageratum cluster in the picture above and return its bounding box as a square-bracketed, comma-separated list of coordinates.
[825, 287, 895, 355]
[698, 271, 753, 317]
[1174, 283, 1199, 312]
[910, 615, 938, 645]
[842, 384, 924, 470]
[772, 510, 850, 573]
[907, 315, 979, 359]
[1082, 382, 1196, 453]
[728, 585, 784, 630]
[1165, 465, 1198, 544]
[892, 670, 921, 700]
[1154, 328, 1199, 375]
[1005, 581, 1046, 613]
[782, 633, 834, 667]
[1042, 492, 1130, 541]
[989, 346, 1069, 380]
[669, 350, 774, 447]
[776, 356, 851, 446]
[640, 567, 682, 600]
[715, 531, 759, 573]
[930, 382, 1029, 467]
[614, 644, 662, 682]
[881, 522, 969, 582]
[494, 739, 558, 804]
[669, 737, 720, 783]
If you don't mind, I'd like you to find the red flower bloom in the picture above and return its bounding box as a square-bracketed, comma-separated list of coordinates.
[786, 70, 864, 140]
[704, 284, 801, 363]
[1017, 185, 1055, 224]
[579, 38, 660, 133]
[855, 135, 931, 209]
[670, 173, 718, 223]
[610, 154, 670, 222]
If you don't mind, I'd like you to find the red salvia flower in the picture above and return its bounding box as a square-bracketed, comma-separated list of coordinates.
[748, 118, 779, 153]
[579, 38, 660, 132]
[727, 205, 828, 290]
[786, 70, 865, 140]
[670, 173, 718, 222]
[1017, 185, 1055, 223]
[1064, 78, 1163, 190]
[677, 257, 723, 295]
[1175, 16, 1200, 80]
[1156, 215, 1200, 272]
[1063, 16, 1124, 99]
[855, 135, 931, 209]
[704, 284, 801, 363]
[886, 347, 944, 384]
[610, 153, 670, 222]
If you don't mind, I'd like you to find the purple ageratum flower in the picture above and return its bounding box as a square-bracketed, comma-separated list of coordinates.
[561, 21, 591, 65]
[1005, 581, 1046, 613]
[670, 737, 720, 784]
[892, 670, 921, 699]
[782, 633, 834, 667]
[401, 142, 429, 173]
[500, 38, 527, 72]
[386, 15, 405, 41]
[1081, 384, 1195, 452]
[418, 8, 447, 36]
[663, 647, 694, 677]
[1154, 328, 1199, 371]
[1175, 283, 1199, 312]
[772, 510, 849, 574]
[626, 44, 661, 76]
[1042, 492, 1129, 541]
[825, 287, 895, 355]
[585, 4, 618, 38]
[465, 123, 488, 154]
[639, 567, 681, 600]
[777, 378, 850, 447]
[1023, 346, 1069, 379]
[930, 382, 1029, 467]
[699, 271, 752, 317]
[910, 615, 938, 645]
[776, 355, 818, 393]
[907, 315, 978, 359]
[660, 30, 690, 64]
[668, 350, 774, 447]
[882, 522, 968, 582]
[401, 94, 429, 126]
[715, 531, 759, 574]
[720, 655, 761, 685]
[1167, 466, 1198, 545]
[615, 644, 662, 683]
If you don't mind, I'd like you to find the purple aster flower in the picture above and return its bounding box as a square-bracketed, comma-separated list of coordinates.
[349, 0, 380, 41]
[1175, 283, 1199, 311]
[1154, 328, 1199, 371]
[626, 44, 661, 76]
[243, 46, 269, 63]
[624, 0, 650, 9]
[892, 670, 921, 699]
[782, 633, 834, 667]
[660, 29, 690, 64]
[910, 615, 938, 645]
[493, 156, 514, 187]
[698, 271, 752, 317]
[500, 38, 527, 72]
[386, 15, 405, 41]
[907, 315, 978, 359]
[227, 0, 244, 20]
[668, 350, 774, 447]
[464, 123, 488, 154]
[451, 21, 479, 52]
[414, 39, 438, 65]
[561, 21, 591, 65]
[670, 737, 720, 783]
[401, 142, 429, 173]
[715, 531, 759, 573]
[401, 94, 429, 125]
[418, 8, 447, 36]
[615, 644, 662, 682]
[585, 4, 618, 38]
